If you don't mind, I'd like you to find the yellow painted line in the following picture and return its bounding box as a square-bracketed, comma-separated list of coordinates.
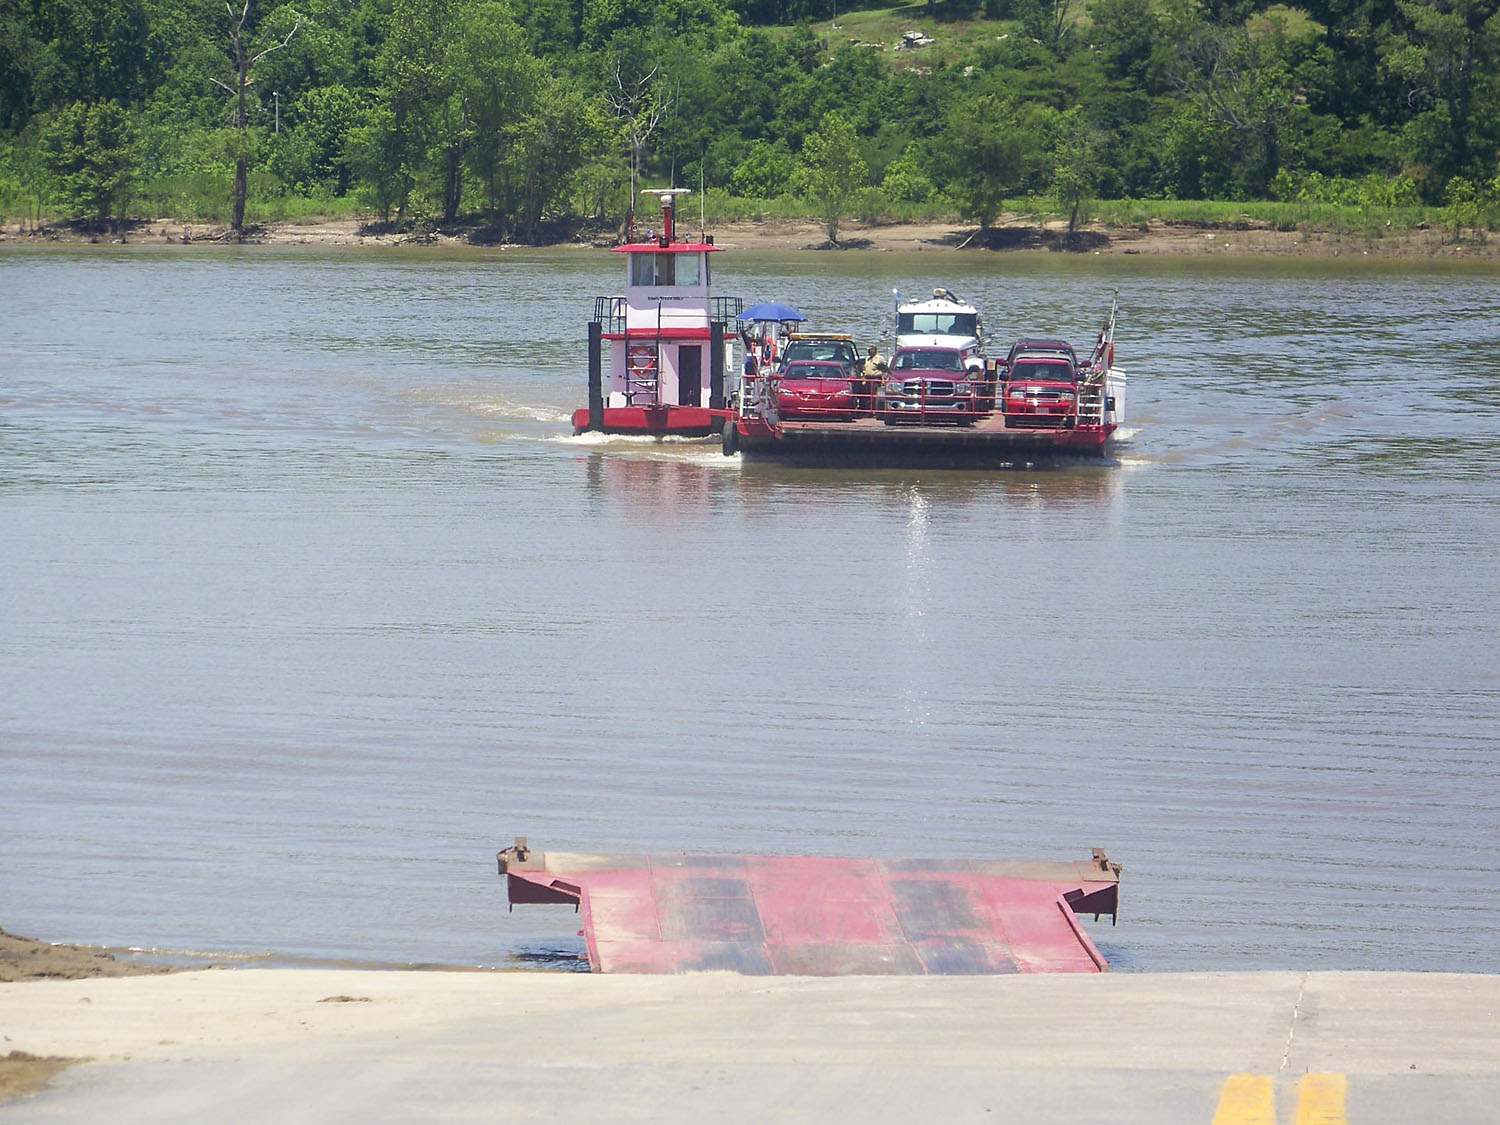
[1212, 1073, 1275, 1125]
[1295, 1073, 1348, 1125]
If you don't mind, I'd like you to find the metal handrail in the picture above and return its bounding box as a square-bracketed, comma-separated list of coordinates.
[593, 294, 744, 332]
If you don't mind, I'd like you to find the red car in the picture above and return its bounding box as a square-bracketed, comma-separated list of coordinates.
[1003, 354, 1078, 427]
[774, 359, 858, 421]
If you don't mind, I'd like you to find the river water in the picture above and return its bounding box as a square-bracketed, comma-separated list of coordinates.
[2, 243, 1497, 974]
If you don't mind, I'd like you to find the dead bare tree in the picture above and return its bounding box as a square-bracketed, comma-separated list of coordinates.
[603, 58, 672, 236]
[213, 1, 299, 242]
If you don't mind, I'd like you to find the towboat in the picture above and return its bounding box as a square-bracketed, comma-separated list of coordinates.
[723, 293, 1127, 466]
[572, 189, 744, 437]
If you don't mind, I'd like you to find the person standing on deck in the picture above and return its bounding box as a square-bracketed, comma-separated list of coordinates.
[858, 345, 887, 413]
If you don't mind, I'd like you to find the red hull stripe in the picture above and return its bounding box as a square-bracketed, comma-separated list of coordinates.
[601, 327, 715, 341]
[571, 406, 733, 436]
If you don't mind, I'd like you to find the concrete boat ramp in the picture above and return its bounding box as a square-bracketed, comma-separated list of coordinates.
[5, 849, 1497, 1121]
[3, 970, 1498, 1123]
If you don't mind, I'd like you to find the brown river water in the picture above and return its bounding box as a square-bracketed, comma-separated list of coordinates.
[2, 244, 1497, 972]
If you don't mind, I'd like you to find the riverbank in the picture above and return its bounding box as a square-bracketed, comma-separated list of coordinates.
[0, 927, 179, 983]
[4, 213, 1494, 259]
[0, 928, 178, 1102]
[4, 964, 1498, 1121]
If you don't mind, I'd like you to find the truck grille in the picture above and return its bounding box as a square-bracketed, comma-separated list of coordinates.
[904, 378, 956, 397]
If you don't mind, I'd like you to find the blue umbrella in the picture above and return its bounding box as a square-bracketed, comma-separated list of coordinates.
[738, 302, 806, 323]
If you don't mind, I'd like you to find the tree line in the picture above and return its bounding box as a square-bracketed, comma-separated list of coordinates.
[1, 0, 1496, 241]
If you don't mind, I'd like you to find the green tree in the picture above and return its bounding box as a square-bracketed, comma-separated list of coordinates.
[932, 93, 1033, 228]
[880, 143, 935, 204]
[362, 0, 459, 227]
[215, 0, 299, 239]
[730, 138, 794, 197]
[510, 74, 611, 240]
[345, 101, 405, 221]
[2, 0, 151, 126]
[1442, 174, 1483, 239]
[1088, 0, 1165, 86]
[266, 82, 359, 195]
[37, 98, 137, 227]
[794, 109, 866, 243]
[1015, 0, 1075, 51]
[603, 32, 674, 224]
[1381, 0, 1500, 185]
[448, 1, 548, 226]
[1049, 106, 1099, 238]
[1173, 22, 1298, 197]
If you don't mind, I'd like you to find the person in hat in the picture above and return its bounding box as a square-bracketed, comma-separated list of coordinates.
[859, 345, 887, 412]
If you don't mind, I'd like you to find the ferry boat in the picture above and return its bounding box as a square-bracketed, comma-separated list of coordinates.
[723, 293, 1125, 466]
[572, 189, 744, 438]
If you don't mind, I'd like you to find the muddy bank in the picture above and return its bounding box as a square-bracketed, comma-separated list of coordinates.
[0, 927, 177, 1103]
[0, 926, 177, 983]
[4, 214, 1493, 260]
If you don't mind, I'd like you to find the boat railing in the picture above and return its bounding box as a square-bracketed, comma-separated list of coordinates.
[593, 296, 628, 334]
[625, 376, 659, 405]
[736, 372, 774, 417]
[741, 363, 1121, 430]
[1075, 369, 1107, 426]
[712, 296, 745, 325]
[594, 295, 743, 334]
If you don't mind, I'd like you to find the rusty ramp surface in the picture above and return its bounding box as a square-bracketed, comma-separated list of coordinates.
[498, 842, 1121, 975]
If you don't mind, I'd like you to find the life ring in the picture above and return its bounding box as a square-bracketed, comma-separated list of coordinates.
[628, 345, 657, 373]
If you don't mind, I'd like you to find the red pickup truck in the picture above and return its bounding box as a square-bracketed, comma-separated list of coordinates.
[1001, 339, 1080, 428]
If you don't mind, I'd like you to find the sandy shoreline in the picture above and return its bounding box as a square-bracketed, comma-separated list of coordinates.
[4, 214, 1495, 260]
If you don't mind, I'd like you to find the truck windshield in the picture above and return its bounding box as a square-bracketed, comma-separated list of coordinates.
[895, 350, 964, 371]
[899, 312, 977, 336]
[786, 344, 852, 363]
[1009, 361, 1075, 382]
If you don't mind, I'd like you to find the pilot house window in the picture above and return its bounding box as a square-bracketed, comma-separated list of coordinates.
[630, 253, 702, 287]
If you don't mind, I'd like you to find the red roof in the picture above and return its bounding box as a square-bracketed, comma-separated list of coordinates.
[613, 241, 721, 253]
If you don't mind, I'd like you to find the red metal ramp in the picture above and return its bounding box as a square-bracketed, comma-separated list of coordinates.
[498, 843, 1121, 975]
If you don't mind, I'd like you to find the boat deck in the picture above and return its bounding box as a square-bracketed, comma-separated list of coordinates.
[498, 843, 1121, 975]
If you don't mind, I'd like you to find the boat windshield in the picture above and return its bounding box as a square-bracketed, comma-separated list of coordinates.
[899, 312, 977, 336]
[630, 252, 703, 287]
